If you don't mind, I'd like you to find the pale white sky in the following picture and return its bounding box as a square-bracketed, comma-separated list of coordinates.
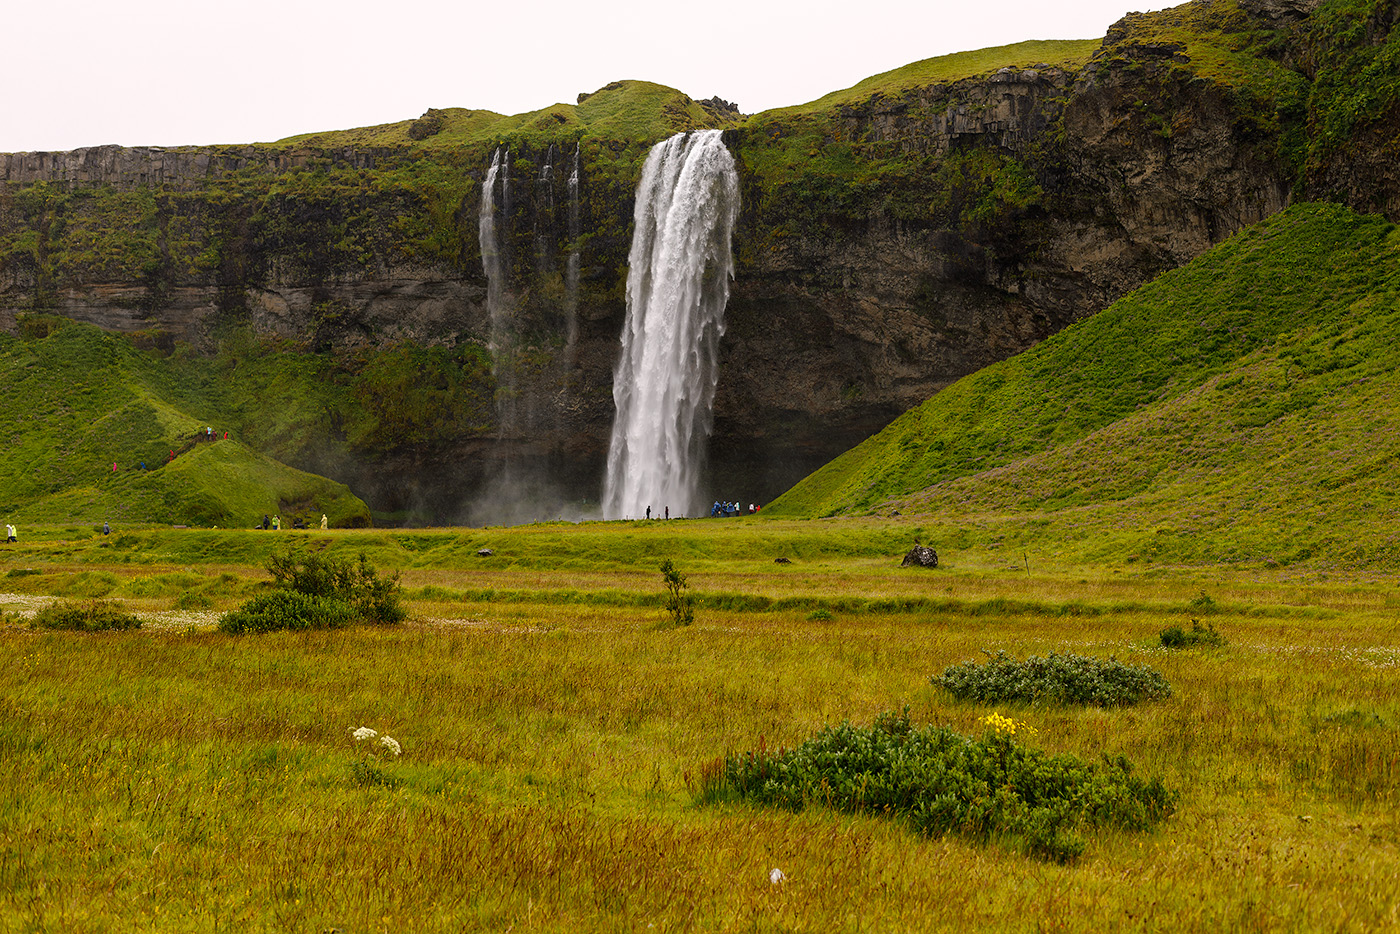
[1, 0, 1159, 153]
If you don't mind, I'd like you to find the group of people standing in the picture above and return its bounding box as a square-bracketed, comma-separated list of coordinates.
[710, 501, 758, 517]
[259, 514, 330, 530]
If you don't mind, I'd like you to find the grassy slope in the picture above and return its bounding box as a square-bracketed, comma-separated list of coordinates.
[0, 321, 370, 528]
[770, 39, 1100, 118]
[767, 202, 1400, 564]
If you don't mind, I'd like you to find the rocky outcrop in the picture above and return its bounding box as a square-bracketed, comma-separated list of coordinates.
[0, 144, 392, 189]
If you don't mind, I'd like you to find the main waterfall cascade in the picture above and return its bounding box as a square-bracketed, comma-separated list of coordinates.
[602, 130, 740, 520]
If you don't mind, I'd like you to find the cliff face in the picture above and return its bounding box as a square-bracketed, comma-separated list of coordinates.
[2, 0, 1397, 522]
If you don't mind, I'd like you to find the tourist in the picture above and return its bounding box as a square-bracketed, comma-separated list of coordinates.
[665, 506, 669, 520]
[320, 514, 328, 530]
[5, 524, 15, 543]
[646, 506, 652, 520]
[261, 515, 270, 530]
[103, 520, 110, 535]
[272, 515, 281, 531]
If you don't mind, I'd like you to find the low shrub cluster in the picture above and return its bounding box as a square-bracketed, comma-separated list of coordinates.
[715, 709, 1176, 863]
[218, 548, 404, 634]
[1160, 619, 1226, 648]
[934, 651, 1172, 707]
[32, 599, 142, 632]
[217, 590, 355, 634]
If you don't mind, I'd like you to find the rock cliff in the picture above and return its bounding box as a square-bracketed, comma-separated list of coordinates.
[2, 0, 1397, 523]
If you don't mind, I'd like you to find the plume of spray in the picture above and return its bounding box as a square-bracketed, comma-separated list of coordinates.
[602, 129, 739, 520]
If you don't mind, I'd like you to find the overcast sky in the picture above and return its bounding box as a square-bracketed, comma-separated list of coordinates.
[2, 0, 1161, 154]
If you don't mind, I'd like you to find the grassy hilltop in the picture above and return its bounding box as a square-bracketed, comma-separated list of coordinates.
[768, 202, 1400, 566]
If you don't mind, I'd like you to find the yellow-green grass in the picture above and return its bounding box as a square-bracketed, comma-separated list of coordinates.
[764, 39, 1100, 120]
[3, 521, 1400, 930]
[277, 80, 738, 152]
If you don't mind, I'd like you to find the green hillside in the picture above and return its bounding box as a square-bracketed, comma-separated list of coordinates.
[0, 320, 371, 528]
[766, 202, 1400, 565]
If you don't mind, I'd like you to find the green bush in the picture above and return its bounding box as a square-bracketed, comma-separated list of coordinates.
[218, 548, 405, 634]
[1160, 619, 1226, 648]
[216, 590, 354, 634]
[934, 651, 1172, 707]
[32, 599, 142, 632]
[718, 709, 1176, 863]
[265, 547, 406, 625]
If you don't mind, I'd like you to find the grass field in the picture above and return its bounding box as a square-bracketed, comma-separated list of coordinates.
[3, 519, 1398, 931]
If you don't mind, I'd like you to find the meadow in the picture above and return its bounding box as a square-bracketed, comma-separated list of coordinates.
[3, 518, 1398, 932]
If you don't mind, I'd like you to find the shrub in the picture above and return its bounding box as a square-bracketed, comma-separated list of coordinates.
[934, 651, 1172, 707]
[1160, 618, 1226, 648]
[32, 599, 142, 632]
[217, 590, 354, 634]
[717, 709, 1176, 863]
[659, 559, 694, 627]
[218, 548, 405, 634]
[265, 547, 406, 625]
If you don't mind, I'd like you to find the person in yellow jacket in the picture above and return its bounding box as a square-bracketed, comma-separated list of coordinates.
[320, 514, 329, 530]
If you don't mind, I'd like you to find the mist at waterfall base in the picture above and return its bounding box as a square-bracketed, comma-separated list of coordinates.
[603, 130, 740, 520]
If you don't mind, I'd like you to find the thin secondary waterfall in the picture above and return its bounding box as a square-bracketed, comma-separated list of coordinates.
[480, 147, 518, 435]
[479, 148, 508, 344]
[535, 144, 556, 276]
[602, 129, 739, 520]
[564, 144, 581, 356]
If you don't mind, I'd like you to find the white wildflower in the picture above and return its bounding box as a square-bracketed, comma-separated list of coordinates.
[351, 727, 378, 742]
[769, 868, 786, 885]
[379, 735, 402, 757]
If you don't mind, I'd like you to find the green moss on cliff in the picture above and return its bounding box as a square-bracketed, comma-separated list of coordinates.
[1303, 0, 1400, 170]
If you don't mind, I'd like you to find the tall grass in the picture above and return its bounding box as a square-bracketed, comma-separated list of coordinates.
[2, 529, 1399, 930]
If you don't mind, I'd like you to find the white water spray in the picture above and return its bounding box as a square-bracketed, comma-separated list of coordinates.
[602, 130, 739, 520]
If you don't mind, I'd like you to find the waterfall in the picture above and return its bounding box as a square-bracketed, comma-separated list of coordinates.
[602, 129, 739, 520]
[535, 144, 556, 276]
[480, 147, 518, 435]
[565, 144, 581, 356]
[479, 148, 507, 343]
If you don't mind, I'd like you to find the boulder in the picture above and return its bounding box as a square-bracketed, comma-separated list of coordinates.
[900, 545, 938, 568]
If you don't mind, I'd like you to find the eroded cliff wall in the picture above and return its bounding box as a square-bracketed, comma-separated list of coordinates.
[2, 0, 1396, 521]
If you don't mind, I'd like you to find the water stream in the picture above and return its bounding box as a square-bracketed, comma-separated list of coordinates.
[602, 130, 739, 520]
